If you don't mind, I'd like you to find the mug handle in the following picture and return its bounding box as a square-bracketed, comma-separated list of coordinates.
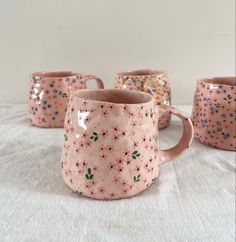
[82, 75, 104, 89]
[158, 106, 194, 164]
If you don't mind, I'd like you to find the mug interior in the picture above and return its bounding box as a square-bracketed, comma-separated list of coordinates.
[117, 69, 166, 77]
[203, 76, 236, 86]
[73, 89, 153, 105]
[31, 71, 77, 78]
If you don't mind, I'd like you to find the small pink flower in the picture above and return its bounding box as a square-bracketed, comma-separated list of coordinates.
[90, 191, 95, 195]
[108, 162, 115, 170]
[149, 145, 154, 150]
[134, 166, 140, 172]
[128, 111, 135, 118]
[117, 166, 124, 173]
[112, 125, 120, 132]
[126, 159, 131, 165]
[131, 121, 137, 127]
[82, 132, 88, 139]
[123, 149, 130, 157]
[79, 141, 86, 149]
[81, 160, 88, 168]
[109, 192, 116, 197]
[101, 109, 109, 117]
[100, 130, 108, 138]
[112, 134, 120, 141]
[120, 130, 127, 137]
[99, 144, 106, 152]
[116, 157, 124, 165]
[98, 187, 105, 193]
[141, 135, 147, 143]
[85, 140, 92, 147]
[113, 176, 120, 183]
[93, 165, 99, 172]
[123, 189, 128, 194]
[106, 145, 113, 152]
[123, 104, 129, 111]
[144, 163, 149, 170]
[100, 153, 107, 160]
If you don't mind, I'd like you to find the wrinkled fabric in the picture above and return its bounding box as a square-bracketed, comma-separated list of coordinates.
[0, 104, 235, 242]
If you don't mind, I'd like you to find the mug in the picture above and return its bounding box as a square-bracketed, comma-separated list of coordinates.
[61, 88, 193, 200]
[191, 76, 236, 151]
[28, 71, 104, 128]
[115, 69, 171, 129]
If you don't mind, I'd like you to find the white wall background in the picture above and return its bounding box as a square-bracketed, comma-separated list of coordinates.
[0, 0, 235, 104]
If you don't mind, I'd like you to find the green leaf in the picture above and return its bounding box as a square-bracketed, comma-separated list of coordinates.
[136, 153, 140, 157]
[88, 168, 91, 174]
[94, 137, 98, 141]
[133, 151, 138, 154]
[132, 155, 136, 159]
[133, 176, 136, 181]
[85, 174, 90, 180]
[90, 136, 93, 139]
[93, 132, 98, 136]
[137, 174, 140, 178]
[90, 174, 93, 179]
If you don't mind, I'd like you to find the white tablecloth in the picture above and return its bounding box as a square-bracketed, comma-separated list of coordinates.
[0, 104, 235, 242]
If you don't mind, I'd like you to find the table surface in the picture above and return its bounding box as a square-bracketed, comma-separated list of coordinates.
[0, 104, 235, 242]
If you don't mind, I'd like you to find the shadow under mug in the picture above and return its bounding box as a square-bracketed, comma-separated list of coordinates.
[115, 69, 171, 130]
[62, 88, 193, 200]
[191, 76, 236, 151]
[28, 71, 104, 128]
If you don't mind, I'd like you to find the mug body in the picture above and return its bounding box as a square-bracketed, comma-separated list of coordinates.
[191, 77, 236, 151]
[61, 89, 161, 200]
[115, 69, 171, 129]
[28, 71, 86, 128]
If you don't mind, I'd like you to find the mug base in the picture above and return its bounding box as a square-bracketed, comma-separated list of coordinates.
[62, 173, 160, 200]
[194, 137, 236, 151]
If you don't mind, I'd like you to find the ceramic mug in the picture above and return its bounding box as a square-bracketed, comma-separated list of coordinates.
[61, 88, 193, 200]
[191, 76, 236, 151]
[28, 71, 104, 128]
[115, 69, 171, 130]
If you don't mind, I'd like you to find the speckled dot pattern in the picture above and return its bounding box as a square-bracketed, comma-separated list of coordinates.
[191, 77, 236, 151]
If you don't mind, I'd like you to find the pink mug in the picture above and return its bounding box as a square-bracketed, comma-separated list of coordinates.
[61, 88, 193, 200]
[191, 76, 236, 151]
[115, 69, 172, 130]
[28, 71, 104, 128]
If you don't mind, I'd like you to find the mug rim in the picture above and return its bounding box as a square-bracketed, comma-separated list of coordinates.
[197, 76, 236, 87]
[30, 71, 80, 79]
[116, 69, 168, 77]
[71, 89, 154, 106]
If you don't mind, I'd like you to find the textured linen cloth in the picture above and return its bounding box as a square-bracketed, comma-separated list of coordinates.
[0, 104, 235, 242]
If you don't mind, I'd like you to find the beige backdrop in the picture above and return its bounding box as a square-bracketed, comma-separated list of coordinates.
[0, 0, 235, 104]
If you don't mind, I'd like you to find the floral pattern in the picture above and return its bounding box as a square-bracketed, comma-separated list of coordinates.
[28, 72, 86, 128]
[115, 71, 171, 129]
[191, 77, 236, 151]
[61, 92, 161, 200]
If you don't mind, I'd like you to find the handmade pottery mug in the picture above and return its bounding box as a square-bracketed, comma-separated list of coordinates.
[191, 76, 236, 151]
[115, 69, 171, 130]
[61, 88, 193, 200]
[28, 71, 104, 128]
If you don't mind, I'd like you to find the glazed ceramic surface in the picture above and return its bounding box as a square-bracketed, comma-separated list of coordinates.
[115, 69, 171, 129]
[28, 72, 104, 128]
[61, 89, 193, 200]
[191, 77, 236, 151]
